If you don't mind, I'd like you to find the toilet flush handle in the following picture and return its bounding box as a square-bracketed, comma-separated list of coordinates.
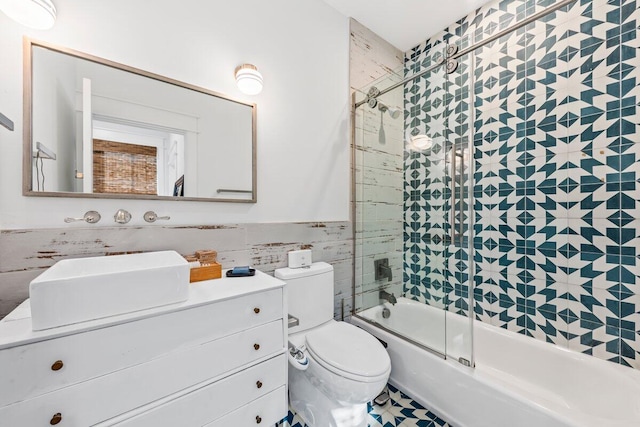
[288, 314, 299, 328]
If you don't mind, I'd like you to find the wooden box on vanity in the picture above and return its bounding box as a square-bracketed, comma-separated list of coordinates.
[189, 262, 222, 283]
[0, 270, 288, 426]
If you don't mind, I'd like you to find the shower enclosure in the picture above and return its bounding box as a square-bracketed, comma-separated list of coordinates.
[352, 40, 475, 365]
[351, 0, 582, 367]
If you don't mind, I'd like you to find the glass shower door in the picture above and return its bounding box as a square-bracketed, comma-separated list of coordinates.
[353, 69, 406, 323]
[353, 40, 475, 365]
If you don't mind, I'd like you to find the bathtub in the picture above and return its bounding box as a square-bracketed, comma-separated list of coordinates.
[352, 297, 640, 427]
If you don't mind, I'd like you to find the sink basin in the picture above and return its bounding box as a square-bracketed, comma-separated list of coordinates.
[29, 251, 190, 331]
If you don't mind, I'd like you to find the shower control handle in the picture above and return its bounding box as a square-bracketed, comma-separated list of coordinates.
[143, 211, 170, 223]
[64, 211, 101, 224]
[374, 258, 392, 282]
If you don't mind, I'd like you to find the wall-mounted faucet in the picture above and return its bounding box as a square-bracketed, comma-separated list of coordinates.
[143, 211, 170, 223]
[379, 289, 397, 305]
[114, 209, 132, 224]
[64, 211, 101, 224]
[374, 258, 392, 282]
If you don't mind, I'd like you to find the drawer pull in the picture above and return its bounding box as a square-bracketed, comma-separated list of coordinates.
[50, 413, 62, 425]
[51, 360, 64, 371]
[256, 380, 263, 389]
[253, 307, 260, 314]
[253, 343, 260, 351]
[256, 415, 262, 424]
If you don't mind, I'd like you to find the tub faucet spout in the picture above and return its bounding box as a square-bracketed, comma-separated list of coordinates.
[379, 289, 397, 305]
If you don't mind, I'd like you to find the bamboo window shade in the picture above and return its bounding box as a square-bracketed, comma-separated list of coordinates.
[93, 139, 158, 195]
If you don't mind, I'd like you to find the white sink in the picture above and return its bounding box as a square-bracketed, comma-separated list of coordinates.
[29, 251, 190, 331]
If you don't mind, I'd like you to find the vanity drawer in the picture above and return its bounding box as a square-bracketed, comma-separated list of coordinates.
[205, 386, 287, 427]
[0, 320, 284, 427]
[0, 288, 283, 407]
[111, 354, 286, 426]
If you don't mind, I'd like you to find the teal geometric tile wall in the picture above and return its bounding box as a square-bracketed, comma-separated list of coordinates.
[403, 0, 640, 368]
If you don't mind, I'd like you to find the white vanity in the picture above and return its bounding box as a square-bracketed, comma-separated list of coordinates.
[0, 269, 287, 426]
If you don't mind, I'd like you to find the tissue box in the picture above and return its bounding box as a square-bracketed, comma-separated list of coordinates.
[288, 249, 312, 268]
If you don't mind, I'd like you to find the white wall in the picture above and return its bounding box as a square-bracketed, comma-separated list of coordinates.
[0, 0, 350, 229]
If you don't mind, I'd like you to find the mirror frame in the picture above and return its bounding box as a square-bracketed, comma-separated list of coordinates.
[23, 38, 257, 203]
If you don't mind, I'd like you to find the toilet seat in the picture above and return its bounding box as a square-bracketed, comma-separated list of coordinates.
[305, 322, 390, 383]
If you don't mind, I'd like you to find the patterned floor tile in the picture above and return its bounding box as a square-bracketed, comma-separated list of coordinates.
[275, 384, 452, 427]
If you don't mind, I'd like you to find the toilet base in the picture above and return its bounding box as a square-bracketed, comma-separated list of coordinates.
[289, 367, 368, 427]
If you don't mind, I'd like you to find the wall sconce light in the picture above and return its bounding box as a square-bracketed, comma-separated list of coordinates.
[0, 0, 57, 30]
[235, 64, 263, 95]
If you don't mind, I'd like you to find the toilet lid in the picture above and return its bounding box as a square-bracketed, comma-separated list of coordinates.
[305, 322, 390, 381]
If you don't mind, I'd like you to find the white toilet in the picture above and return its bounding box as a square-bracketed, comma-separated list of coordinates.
[275, 262, 391, 427]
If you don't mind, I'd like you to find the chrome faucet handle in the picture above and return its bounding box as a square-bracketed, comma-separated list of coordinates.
[113, 209, 132, 224]
[143, 211, 170, 223]
[64, 211, 101, 224]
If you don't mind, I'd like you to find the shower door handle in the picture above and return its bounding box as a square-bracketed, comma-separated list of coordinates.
[450, 148, 464, 245]
[450, 148, 456, 245]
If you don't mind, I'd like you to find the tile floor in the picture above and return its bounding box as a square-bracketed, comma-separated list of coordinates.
[276, 384, 451, 427]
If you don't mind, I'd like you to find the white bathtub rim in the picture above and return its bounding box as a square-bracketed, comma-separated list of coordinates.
[352, 315, 585, 427]
[473, 317, 640, 422]
[359, 298, 640, 421]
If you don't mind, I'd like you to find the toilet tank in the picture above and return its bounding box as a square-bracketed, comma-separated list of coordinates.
[275, 262, 333, 334]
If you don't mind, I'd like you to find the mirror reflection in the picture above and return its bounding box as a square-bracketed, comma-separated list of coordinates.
[26, 40, 256, 202]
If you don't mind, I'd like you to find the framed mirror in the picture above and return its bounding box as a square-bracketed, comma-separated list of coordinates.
[23, 38, 256, 203]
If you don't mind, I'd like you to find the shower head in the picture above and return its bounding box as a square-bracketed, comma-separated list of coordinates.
[378, 102, 401, 119]
[379, 104, 400, 119]
[367, 97, 401, 119]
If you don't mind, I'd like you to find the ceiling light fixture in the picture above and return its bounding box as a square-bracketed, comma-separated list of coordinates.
[235, 64, 263, 95]
[0, 0, 57, 30]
